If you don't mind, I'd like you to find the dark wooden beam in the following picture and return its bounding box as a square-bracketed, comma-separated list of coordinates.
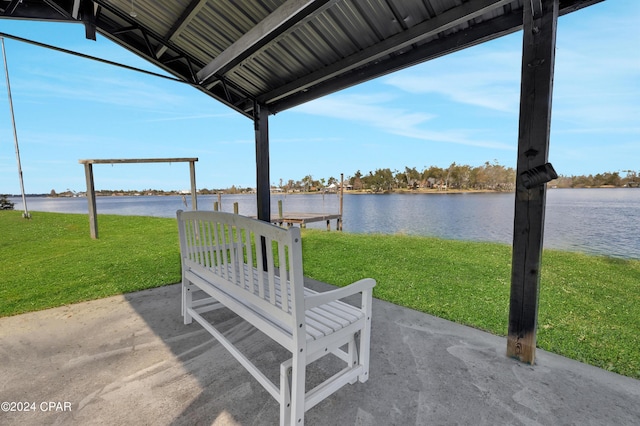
[254, 102, 271, 222]
[259, 0, 512, 105]
[81, 0, 96, 40]
[4, 0, 22, 15]
[156, 0, 208, 59]
[89, 0, 257, 118]
[196, 0, 335, 85]
[264, 0, 601, 114]
[507, 0, 559, 364]
[268, 10, 522, 113]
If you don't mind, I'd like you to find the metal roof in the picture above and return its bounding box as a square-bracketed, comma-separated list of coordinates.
[1, 0, 602, 119]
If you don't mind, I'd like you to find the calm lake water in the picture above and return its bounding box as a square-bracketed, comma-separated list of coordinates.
[9, 188, 640, 260]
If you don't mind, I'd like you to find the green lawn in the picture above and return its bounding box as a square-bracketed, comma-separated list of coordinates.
[1, 210, 638, 379]
[0, 211, 181, 315]
[301, 230, 640, 379]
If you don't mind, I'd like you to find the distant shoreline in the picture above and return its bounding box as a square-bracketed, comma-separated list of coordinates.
[7, 185, 638, 199]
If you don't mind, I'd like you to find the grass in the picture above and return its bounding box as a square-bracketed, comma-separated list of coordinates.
[0, 211, 181, 315]
[1, 211, 638, 379]
[301, 231, 640, 379]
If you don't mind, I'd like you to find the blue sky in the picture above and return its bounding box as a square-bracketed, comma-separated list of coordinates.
[0, 0, 638, 194]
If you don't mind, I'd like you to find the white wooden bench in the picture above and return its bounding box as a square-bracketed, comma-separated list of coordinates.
[176, 210, 375, 425]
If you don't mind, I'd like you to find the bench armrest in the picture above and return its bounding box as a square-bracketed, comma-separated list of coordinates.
[305, 278, 376, 310]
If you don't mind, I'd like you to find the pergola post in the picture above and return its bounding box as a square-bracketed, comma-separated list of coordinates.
[83, 162, 98, 239]
[189, 160, 198, 210]
[254, 102, 271, 222]
[507, 0, 559, 364]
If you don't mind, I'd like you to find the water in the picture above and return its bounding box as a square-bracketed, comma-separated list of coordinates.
[8, 188, 640, 259]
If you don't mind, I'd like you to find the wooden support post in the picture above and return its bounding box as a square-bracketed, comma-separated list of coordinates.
[254, 102, 270, 271]
[233, 202, 239, 214]
[507, 0, 558, 364]
[254, 102, 271, 222]
[189, 160, 197, 210]
[83, 163, 98, 239]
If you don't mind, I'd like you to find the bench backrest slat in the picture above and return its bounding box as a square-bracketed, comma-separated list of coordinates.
[265, 235, 277, 305]
[213, 222, 226, 278]
[278, 240, 290, 314]
[177, 210, 306, 331]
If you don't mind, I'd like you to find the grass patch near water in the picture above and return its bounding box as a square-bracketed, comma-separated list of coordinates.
[1, 211, 181, 315]
[1, 211, 638, 379]
[301, 230, 640, 379]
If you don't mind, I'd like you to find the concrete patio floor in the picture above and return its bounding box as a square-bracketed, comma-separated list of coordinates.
[1, 280, 639, 426]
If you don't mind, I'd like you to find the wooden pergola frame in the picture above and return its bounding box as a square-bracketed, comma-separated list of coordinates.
[78, 158, 198, 239]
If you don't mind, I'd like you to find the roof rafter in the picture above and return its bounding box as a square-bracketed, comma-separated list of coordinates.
[4, 0, 21, 15]
[260, 0, 513, 105]
[155, 0, 208, 59]
[196, 0, 334, 85]
[269, 8, 523, 113]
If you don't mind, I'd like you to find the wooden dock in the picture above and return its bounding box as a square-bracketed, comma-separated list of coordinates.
[220, 173, 346, 231]
[271, 212, 342, 230]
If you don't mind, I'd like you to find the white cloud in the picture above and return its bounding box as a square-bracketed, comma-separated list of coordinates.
[392, 126, 513, 150]
[552, 13, 640, 130]
[15, 71, 185, 112]
[5, 49, 193, 116]
[381, 7, 640, 140]
[384, 49, 522, 113]
[294, 92, 513, 150]
[296, 92, 435, 127]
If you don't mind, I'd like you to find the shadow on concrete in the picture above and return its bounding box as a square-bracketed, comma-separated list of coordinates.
[1, 281, 639, 425]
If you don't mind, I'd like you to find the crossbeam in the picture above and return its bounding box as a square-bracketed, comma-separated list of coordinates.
[79, 157, 198, 164]
[78, 157, 198, 239]
[196, 0, 333, 84]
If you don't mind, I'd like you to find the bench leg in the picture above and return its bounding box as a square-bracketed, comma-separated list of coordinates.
[280, 361, 292, 426]
[182, 281, 193, 325]
[347, 337, 358, 385]
[290, 351, 306, 425]
[358, 290, 373, 383]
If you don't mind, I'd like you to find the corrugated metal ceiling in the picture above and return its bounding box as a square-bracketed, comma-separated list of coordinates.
[1, 0, 602, 118]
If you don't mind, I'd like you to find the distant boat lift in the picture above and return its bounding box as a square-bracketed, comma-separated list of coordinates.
[78, 157, 198, 239]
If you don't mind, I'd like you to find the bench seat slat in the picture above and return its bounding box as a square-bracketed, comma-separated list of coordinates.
[312, 300, 361, 323]
[306, 309, 348, 333]
[187, 268, 364, 342]
[304, 315, 336, 338]
[309, 307, 352, 328]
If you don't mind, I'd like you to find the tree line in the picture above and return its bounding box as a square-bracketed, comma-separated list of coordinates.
[283, 161, 516, 192]
[272, 163, 640, 193]
[29, 163, 639, 197]
[553, 170, 639, 188]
